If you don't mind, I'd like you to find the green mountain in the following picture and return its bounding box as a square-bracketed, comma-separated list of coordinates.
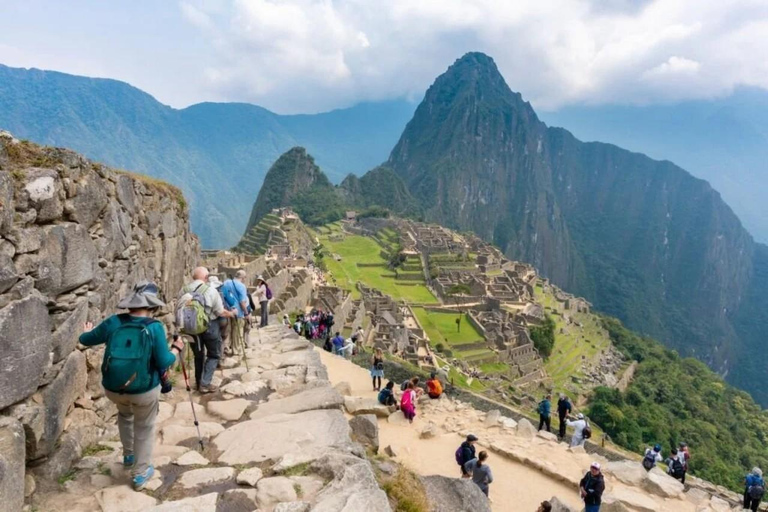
[0, 64, 414, 248]
[379, 52, 768, 406]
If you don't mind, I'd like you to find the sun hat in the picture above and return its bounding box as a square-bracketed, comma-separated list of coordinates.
[117, 281, 165, 310]
[590, 462, 601, 470]
[208, 275, 223, 288]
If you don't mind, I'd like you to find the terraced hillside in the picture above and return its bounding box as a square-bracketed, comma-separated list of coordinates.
[235, 212, 287, 254]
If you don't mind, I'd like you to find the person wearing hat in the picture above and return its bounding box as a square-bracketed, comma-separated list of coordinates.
[181, 267, 234, 393]
[457, 434, 479, 477]
[254, 274, 270, 327]
[579, 462, 605, 512]
[221, 269, 251, 355]
[566, 412, 588, 447]
[79, 281, 184, 491]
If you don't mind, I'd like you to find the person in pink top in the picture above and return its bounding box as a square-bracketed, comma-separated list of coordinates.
[401, 381, 417, 423]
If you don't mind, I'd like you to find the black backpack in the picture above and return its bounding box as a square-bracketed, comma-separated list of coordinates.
[749, 479, 766, 500]
[642, 450, 657, 471]
[670, 458, 685, 478]
[582, 422, 592, 440]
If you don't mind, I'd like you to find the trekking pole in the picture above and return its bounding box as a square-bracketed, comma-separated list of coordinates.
[177, 334, 205, 451]
[239, 319, 250, 373]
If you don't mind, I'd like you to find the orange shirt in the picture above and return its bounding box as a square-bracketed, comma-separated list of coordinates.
[427, 378, 443, 396]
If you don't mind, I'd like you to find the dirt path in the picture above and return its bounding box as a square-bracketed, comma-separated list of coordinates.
[319, 349, 585, 511]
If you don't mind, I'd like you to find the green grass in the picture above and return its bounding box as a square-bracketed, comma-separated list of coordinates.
[57, 469, 78, 486]
[82, 443, 114, 456]
[317, 229, 438, 303]
[411, 307, 483, 346]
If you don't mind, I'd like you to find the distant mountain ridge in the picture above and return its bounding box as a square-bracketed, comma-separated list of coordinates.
[241, 53, 768, 406]
[0, 64, 415, 248]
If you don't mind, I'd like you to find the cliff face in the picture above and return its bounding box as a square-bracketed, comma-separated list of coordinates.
[0, 132, 198, 504]
[383, 53, 766, 404]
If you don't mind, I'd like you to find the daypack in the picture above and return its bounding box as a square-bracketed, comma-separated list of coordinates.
[455, 446, 464, 466]
[177, 283, 210, 335]
[749, 480, 766, 500]
[670, 458, 685, 478]
[537, 400, 547, 415]
[102, 315, 158, 394]
[582, 422, 592, 440]
[265, 285, 273, 300]
[642, 450, 658, 470]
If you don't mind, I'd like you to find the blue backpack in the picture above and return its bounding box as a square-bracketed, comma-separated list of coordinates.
[101, 315, 158, 394]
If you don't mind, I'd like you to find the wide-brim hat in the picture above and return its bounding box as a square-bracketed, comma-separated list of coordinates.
[208, 275, 223, 288]
[256, 274, 265, 282]
[117, 281, 166, 309]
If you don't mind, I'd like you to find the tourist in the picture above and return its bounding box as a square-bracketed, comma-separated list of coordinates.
[744, 467, 765, 512]
[678, 442, 691, 472]
[557, 394, 572, 439]
[579, 462, 605, 512]
[642, 444, 663, 471]
[79, 281, 184, 491]
[371, 348, 385, 391]
[401, 381, 417, 423]
[342, 336, 355, 359]
[322, 335, 333, 352]
[331, 331, 345, 355]
[456, 434, 478, 478]
[463, 450, 494, 497]
[665, 448, 687, 484]
[537, 502, 552, 512]
[537, 393, 552, 432]
[254, 275, 270, 327]
[426, 371, 443, 399]
[566, 413, 588, 447]
[221, 270, 251, 356]
[352, 326, 365, 344]
[181, 267, 234, 393]
[401, 376, 424, 398]
[378, 381, 398, 408]
[208, 275, 229, 368]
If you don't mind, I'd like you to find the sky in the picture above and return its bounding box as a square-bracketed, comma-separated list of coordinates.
[1, 0, 768, 114]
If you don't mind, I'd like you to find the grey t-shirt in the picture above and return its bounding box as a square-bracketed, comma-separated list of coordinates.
[464, 458, 493, 492]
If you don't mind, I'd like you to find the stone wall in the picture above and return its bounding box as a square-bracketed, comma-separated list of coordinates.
[0, 133, 199, 508]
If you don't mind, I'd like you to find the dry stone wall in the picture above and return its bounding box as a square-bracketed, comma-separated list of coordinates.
[0, 132, 199, 509]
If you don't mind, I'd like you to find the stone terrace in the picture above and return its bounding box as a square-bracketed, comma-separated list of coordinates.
[28, 326, 392, 512]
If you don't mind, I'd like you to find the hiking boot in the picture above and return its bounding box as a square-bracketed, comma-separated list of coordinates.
[199, 385, 218, 394]
[123, 454, 135, 468]
[132, 465, 154, 491]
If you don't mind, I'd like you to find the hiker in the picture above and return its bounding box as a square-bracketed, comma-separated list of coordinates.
[665, 448, 686, 484]
[371, 348, 385, 391]
[342, 336, 355, 359]
[351, 326, 365, 344]
[557, 394, 572, 439]
[208, 275, 229, 368]
[322, 335, 333, 352]
[642, 444, 663, 471]
[254, 275, 270, 327]
[401, 376, 424, 398]
[456, 434, 479, 478]
[79, 281, 184, 491]
[463, 450, 493, 497]
[179, 267, 234, 393]
[579, 462, 605, 512]
[537, 502, 552, 512]
[537, 393, 552, 432]
[744, 467, 765, 512]
[378, 381, 398, 408]
[401, 381, 417, 423]
[331, 331, 345, 355]
[221, 270, 250, 356]
[566, 413, 588, 447]
[678, 442, 691, 472]
[426, 371, 443, 399]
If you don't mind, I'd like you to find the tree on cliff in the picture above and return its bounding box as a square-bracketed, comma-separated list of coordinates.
[446, 284, 472, 333]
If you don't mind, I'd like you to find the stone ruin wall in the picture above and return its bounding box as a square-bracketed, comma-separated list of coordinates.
[0, 134, 199, 509]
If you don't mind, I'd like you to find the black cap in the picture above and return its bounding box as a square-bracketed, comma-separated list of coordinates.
[467, 434, 478, 442]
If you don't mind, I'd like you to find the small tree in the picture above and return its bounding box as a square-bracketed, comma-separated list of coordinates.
[530, 314, 556, 359]
[446, 284, 472, 332]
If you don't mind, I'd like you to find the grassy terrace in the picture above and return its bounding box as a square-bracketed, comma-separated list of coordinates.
[411, 307, 483, 346]
[315, 224, 438, 304]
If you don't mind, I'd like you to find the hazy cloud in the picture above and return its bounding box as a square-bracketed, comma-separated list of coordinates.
[179, 0, 768, 112]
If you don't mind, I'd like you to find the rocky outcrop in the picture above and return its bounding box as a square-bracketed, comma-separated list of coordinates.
[420, 475, 491, 512]
[0, 133, 199, 505]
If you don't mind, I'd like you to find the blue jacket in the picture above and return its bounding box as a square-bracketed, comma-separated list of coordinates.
[539, 399, 551, 416]
[746, 474, 764, 488]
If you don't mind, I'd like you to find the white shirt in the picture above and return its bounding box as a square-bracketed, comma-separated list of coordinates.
[645, 448, 663, 464]
[567, 419, 587, 438]
[255, 283, 268, 302]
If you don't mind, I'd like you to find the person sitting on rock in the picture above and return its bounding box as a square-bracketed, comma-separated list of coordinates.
[566, 413, 588, 447]
[744, 467, 765, 512]
[400, 376, 424, 398]
[457, 434, 478, 478]
[579, 462, 605, 512]
[378, 381, 398, 408]
[665, 448, 687, 484]
[79, 281, 184, 491]
[400, 381, 417, 423]
[463, 450, 494, 497]
[426, 371, 443, 399]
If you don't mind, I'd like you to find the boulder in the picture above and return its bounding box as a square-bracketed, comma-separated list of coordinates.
[236, 467, 264, 487]
[256, 476, 297, 507]
[249, 386, 343, 419]
[115, 174, 137, 214]
[604, 460, 648, 487]
[50, 298, 89, 363]
[709, 495, 731, 512]
[348, 414, 379, 451]
[146, 493, 218, 512]
[548, 496, 578, 512]
[643, 469, 685, 498]
[420, 421, 438, 439]
[310, 453, 391, 512]
[94, 486, 158, 512]
[485, 409, 501, 425]
[516, 418, 536, 438]
[174, 450, 210, 466]
[537, 430, 559, 442]
[421, 475, 491, 512]
[177, 467, 235, 489]
[685, 487, 710, 505]
[205, 398, 250, 421]
[0, 417, 25, 512]
[36, 223, 97, 295]
[24, 169, 62, 223]
[67, 170, 108, 228]
[212, 409, 351, 465]
[604, 487, 659, 512]
[334, 381, 352, 396]
[387, 410, 410, 425]
[0, 295, 51, 409]
[344, 396, 390, 418]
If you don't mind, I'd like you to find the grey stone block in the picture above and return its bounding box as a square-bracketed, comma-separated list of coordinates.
[0, 416, 25, 512]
